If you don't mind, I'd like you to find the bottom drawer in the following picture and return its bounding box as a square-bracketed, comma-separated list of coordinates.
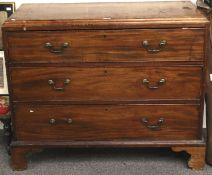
[14, 104, 200, 141]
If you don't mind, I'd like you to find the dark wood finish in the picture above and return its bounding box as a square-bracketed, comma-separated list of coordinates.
[2, 2, 209, 31]
[10, 147, 42, 170]
[7, 29, 204, 63]
[7, 61, 206, 67]
[3, 20, 209, 31]
[172, 146, 206, 170]
[14, 104, 200, 141]
[11, 139, 206, 148]
[10, 142, 206, 170]
[7, 2, 206, 21]
[10, 67, 202, 101]
[2, 1, 209, 171]
[10, 147, 29, 170]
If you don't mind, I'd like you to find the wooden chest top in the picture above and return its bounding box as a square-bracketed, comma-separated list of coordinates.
[2, 1, 209, 31]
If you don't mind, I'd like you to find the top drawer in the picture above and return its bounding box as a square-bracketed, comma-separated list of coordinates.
[6, 29, 204, 63]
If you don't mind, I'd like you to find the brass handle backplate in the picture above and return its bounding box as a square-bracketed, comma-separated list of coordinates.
[141, 117, 165, 131]
[49, 118, 56, 124]
[66, 118, 73, 124]
[48, 79, 70, 92]
[143, 78, 166, 90]
[45, 42, 69, 53]
[142, 40, 167, 53]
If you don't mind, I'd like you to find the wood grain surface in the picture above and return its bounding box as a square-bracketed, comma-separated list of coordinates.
[2, 2, 209, 31]
[14, 104, 200, 141]
[7, 29, 204, 63]
[10, 66, 202, 102]
[172, 146, 206, 170]
[8, 2, 206, 21]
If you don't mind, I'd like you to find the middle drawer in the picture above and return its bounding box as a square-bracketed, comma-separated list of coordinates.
[10, 66, 202, 102]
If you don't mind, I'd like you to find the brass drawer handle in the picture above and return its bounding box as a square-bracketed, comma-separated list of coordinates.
[48, 79, 70, 92]
[143, 78, 166, 90]
[45, 42, 69, 53]
[49, 118, 72, 125]
[141, 117, 165, 131]
[142, 40, 167, 53]
[49, 118, 56, 124]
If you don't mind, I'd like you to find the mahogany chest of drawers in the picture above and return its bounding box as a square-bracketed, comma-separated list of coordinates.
[2, 1, 209, 170]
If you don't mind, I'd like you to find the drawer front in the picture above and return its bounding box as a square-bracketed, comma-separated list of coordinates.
[10, 67, 202, 102]
[14, 104, 200, 141]
[7, 29, 204, 63]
